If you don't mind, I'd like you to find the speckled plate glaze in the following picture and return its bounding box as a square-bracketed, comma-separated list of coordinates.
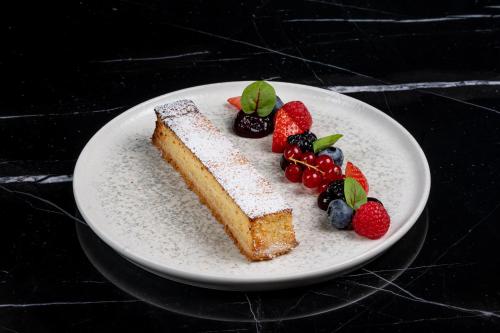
[73, 81, 431, 291]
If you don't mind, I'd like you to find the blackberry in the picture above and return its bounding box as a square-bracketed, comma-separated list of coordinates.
[298, 140, 313, 152]
[287, 133, 303, 145]
[286, 131, 317, 152]
[303, 131, 317, 143]
[326, 179, 345, 201]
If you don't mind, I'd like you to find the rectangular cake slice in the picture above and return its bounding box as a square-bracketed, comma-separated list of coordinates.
[152, 99, 297, 261]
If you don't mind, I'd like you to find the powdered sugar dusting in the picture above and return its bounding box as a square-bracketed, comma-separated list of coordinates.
[155, 99, 291, 219]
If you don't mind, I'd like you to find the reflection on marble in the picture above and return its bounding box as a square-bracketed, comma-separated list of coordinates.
[76, 212, 428, 322]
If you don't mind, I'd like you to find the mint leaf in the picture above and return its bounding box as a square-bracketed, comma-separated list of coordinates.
[313, 134, 343, 153]
[241, 81, 277, 117]
[344, 177, 367, 210]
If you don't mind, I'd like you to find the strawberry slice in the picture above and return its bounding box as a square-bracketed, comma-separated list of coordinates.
[345, 162, 369, 194]
[281, 101, 312, 131]
[272, 108, 304, 153]
[227, 96, 242, 110]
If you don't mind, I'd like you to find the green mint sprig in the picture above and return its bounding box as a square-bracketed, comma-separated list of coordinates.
[241, 81, 277, 117]
[312, 134, 343, 153]
[344, 177, 367, 210]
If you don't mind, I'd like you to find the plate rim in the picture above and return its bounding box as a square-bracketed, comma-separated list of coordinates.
[73, 81, 431, 288]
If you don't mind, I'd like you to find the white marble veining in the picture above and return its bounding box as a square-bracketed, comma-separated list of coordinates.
[328, 80, 500, 93]
[0, 106, 125, 119]
[96, 51, 210, 63]
[0, 175, 73, 184]
[285, 14, 500, 23]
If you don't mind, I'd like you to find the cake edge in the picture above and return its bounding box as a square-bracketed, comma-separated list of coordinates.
[152, 118, 298, 261]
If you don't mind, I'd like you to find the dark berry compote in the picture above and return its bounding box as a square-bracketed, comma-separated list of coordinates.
[233, 110, 274, 138]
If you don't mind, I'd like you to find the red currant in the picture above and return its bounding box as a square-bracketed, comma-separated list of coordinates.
[301, 152, 316, 167]
[317, 181, 331, 193]
[302, 169, 323, 188]
[284, 145, 302, 161]
[285, 164, 303, 182]
[316, 155, 334, 172]
[324, 165, 342, 181]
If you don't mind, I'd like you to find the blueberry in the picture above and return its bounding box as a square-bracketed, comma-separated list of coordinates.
[270, 96, 285, 118]
[318, 147, 344, 167]
[275, 96, 284, 110]
[327, 199, 354, 229]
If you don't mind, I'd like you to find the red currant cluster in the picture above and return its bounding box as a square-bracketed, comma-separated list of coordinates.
[282, 144, 342, 190]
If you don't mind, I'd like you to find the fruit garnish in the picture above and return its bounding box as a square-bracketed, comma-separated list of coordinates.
[280, 155, 291, 171]
[283, 145, 302, 161]
[302, 169, 323, 188]
[316, 155, 335, 172]
[323, 164, 342, 181]
[227, 96, 242, 110]
[285, 164, 303, 183]
[241, 81, 277, 117]
[301, 152, 316, 166]
[281, 101, 312, 131]
[232, 95, 283, 113]
[326, 179, 345, 201]
[344, 177, 367, 210]
[285, 153, 332, 190]
[317, 181, 330, 194]
[317, 191, 333, 210]
[367, 197, 383, 205]
[313, 134, 343, 154]
[272, 108, 304, 152]
[345, 162, 369, 194]
[327, 199, 354, 230]
[287, 131, 317, 152]
[318, 147, 344, 167]
[233, 110, 274, 138]
[275, 96, 285, 111]
[352, 202, 390, 239]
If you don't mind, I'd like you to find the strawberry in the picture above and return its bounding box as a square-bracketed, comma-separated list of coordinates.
[352, 202, 390, 239]
[281, 101, 312, 131]
[345, 161, 369, 194]
[227, 96, 242, 110]
[272, 108, 303, 153]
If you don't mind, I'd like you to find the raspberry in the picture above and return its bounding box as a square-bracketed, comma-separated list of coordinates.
[352, 202, 390, 239]
[345, 162, 369, 194]
[281, 101, 312, 131]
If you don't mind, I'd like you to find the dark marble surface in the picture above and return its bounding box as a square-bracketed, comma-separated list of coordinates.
[1, 0, 500, 332]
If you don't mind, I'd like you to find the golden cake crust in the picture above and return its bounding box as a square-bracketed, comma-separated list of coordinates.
[151, 101, 298, 261]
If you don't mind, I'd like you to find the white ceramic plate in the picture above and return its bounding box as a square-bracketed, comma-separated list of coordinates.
[73, 81, 430, 291]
